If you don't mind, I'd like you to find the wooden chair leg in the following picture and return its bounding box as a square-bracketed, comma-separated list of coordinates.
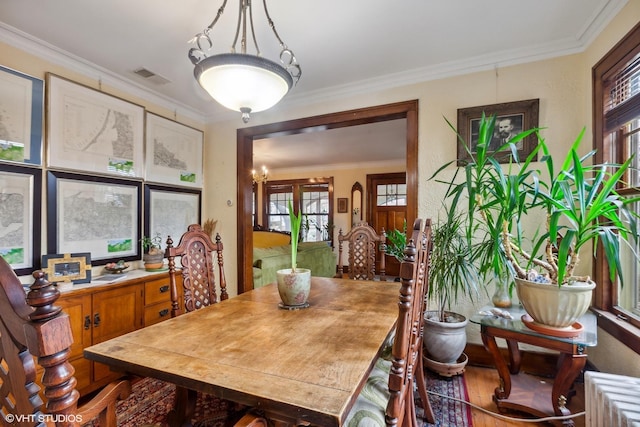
[416, 354, 435, 424]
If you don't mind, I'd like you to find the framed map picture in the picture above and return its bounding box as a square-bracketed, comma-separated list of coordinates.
[0, 164, 42, 275]
[47, 171, 142, 265]
[0, 66, 44, 165]
[145, 113, 203, 188]
[46, 73, 144, 178]
[144, 184, 201, 247]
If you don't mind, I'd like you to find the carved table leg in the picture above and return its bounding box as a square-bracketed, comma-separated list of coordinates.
[481, 327, 511, 400]
[551, 349, 586, 426]
[506, 338, 521, 375]
[166, 385, 196, 427]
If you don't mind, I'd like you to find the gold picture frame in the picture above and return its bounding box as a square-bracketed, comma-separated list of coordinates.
[41, 252, 92, 284]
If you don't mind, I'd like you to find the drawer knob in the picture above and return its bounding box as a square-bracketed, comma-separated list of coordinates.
[84, 315, 91, 330]
[159, 309, 169, 317]
[159, 285, 169, 293]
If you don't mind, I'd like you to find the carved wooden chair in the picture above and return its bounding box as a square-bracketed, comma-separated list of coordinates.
[336, 222, 387, 280]
[0, 256, 131, 427]
[165, 223, 228, 318]
[344, 218, 435, 426]
[165, 224, 264, 426]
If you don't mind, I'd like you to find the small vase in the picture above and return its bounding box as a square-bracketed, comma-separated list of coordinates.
[276, 268, 311, 308]
[492, 282, 512, 308]
[143, 252, 165, 270]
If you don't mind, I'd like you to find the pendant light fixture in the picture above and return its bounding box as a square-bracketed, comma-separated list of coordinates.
[188, 0, 301, 123]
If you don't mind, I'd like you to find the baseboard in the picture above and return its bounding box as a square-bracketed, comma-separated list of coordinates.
[465, 342, 560, 377]
[465, 343, 599, 379]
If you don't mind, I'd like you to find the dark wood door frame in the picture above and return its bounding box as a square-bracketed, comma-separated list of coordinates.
[237, 100, 419, 293]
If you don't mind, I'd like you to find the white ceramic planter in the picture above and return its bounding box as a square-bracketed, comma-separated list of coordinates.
[515, 277, 595, 328]
[423, 311, 468, 364]
[276, 268, 311, 307]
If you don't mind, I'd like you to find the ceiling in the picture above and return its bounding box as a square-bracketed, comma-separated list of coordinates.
[0, 0, 626, 169]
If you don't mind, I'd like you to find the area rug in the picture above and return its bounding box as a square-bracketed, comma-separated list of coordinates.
[90, 371, 472, 427]
[418, 369, 473, 427]
[83, 377, 241, 427]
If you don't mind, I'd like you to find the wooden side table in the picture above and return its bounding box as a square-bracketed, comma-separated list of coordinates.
[470, 305, 597, 426]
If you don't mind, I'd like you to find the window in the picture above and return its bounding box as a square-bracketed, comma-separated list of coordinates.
[376, 183, 407, 207]
[263, 178, 334, 243]
[593, 22, 640, 354]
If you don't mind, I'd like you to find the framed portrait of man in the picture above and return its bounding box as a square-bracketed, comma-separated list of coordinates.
[456, 99, 539, 165]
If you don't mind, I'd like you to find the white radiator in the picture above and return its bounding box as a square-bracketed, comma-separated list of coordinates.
[585, 371, 640, 427]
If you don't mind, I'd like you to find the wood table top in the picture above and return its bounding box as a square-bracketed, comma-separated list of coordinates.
[84, 277, 400, 426]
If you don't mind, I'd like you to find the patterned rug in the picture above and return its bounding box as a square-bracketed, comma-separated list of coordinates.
[419, 370, 473, 427]
[90, 371, 472, 427]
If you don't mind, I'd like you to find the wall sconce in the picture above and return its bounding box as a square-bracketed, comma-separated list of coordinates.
[252, 165, 269, 184]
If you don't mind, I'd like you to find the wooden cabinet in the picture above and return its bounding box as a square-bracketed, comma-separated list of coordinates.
[56, 270, 181, 396]
[144, 277, 174, 326]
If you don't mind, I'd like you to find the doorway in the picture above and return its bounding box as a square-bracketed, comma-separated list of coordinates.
[367, 172, 407, 278]
[236, 100, 419, 293]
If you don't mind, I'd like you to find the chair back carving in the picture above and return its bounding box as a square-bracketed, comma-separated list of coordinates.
[166, 224, 228, 317]
[336, 222, 386, 280]
[0, 256, 130, 426]
[386, 218, 434, 426]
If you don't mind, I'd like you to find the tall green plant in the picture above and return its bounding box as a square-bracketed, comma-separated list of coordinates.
[288, 200, 303, 271]
[428, 209, 481, 322]
[432, 113, 640, 288]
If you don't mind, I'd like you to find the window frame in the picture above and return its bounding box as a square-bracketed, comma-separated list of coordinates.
[592, 21, 640, 355]
[261, 177, 334, 241]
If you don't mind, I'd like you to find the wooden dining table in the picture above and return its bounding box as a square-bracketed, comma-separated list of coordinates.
[84, 277, 400, 427]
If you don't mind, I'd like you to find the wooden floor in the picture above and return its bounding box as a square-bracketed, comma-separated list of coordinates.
[462, 365, 585, 427]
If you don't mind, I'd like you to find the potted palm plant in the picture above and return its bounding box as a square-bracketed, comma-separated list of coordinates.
[422, 208, 481, 375]
[276, 201, 311, 308]
[385, 212, 480, 375]
[438, 114, 640, 332]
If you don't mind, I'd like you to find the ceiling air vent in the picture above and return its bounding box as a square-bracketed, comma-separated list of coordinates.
[133, 67, 171, 85]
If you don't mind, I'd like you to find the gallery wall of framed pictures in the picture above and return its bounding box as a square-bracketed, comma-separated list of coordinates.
[0, 67, 204, 274]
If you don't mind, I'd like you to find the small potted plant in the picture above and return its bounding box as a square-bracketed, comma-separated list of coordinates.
[275, 201, 311, 308]
[141, 233, 164, 270]
[437, 114, 640, 332]
[384, 219, 407, 264]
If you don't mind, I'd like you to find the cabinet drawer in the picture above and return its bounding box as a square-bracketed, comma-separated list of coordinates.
[144, 301, 173, 326]
[145, 278, 172, 305]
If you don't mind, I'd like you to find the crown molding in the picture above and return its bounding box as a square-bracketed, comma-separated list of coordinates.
[0, 23, 206, 124]
[264, 0, 628, 123]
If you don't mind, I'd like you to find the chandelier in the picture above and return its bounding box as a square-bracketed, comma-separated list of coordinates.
[252, 165, 269, 184]
[188, 0, 302, 123]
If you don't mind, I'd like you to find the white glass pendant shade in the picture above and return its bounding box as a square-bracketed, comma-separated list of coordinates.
[195, 53, 293, 114]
